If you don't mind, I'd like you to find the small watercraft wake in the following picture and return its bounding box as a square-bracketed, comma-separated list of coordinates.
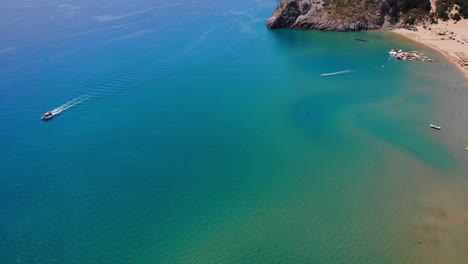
[320, 70, 353, 77]
[41, 95, 89, 121]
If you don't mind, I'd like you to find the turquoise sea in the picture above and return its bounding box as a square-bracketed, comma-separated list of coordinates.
[1, 0, 468, 263]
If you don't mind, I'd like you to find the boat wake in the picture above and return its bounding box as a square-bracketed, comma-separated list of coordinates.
[42, 19, 238, 120]
[51, 95, 90, 115]
[320, 70, 354, 77]
[64, 20, 239, 103]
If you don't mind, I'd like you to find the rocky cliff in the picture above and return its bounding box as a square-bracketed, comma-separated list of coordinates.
[266, 0, 432, 31]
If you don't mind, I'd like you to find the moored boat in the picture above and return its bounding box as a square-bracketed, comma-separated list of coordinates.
[388, 49, 432, 62]
[430, 124, 441, 130]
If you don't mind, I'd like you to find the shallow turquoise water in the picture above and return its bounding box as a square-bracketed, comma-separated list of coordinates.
[1, 0, 468, 263]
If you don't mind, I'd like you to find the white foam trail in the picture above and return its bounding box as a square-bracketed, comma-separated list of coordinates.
[55, 95, 87, 110]
[51, 95, 89, 115]
[56, 97, 88, 113]
[50, 20, 238, 107]
[320, 70, 354, 77]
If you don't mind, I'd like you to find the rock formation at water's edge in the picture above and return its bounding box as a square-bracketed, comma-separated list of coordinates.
[266, 0, 434, 31]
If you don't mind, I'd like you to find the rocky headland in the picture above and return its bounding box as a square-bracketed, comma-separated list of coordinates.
[266, 0, 386, 30]
[265, 0, 467, 31]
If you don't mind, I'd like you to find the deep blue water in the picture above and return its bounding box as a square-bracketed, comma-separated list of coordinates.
[1, 0, 468, 263]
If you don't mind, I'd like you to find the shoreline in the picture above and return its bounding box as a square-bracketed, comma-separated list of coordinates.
[387, 20, 468, 80]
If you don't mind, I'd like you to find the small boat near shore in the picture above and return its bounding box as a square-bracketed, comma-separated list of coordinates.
[430, 124, 441, 130]
[355, 38, 369, 42]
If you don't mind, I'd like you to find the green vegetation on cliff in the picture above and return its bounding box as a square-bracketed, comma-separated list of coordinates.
[266, 0, 466, 31]
[436, 0, 468, 21]
[381, 0, 431, 25]
[322, 0, 432, 25]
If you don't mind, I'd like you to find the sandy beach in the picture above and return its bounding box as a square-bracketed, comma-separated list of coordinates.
[390, 19, 468, 80]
